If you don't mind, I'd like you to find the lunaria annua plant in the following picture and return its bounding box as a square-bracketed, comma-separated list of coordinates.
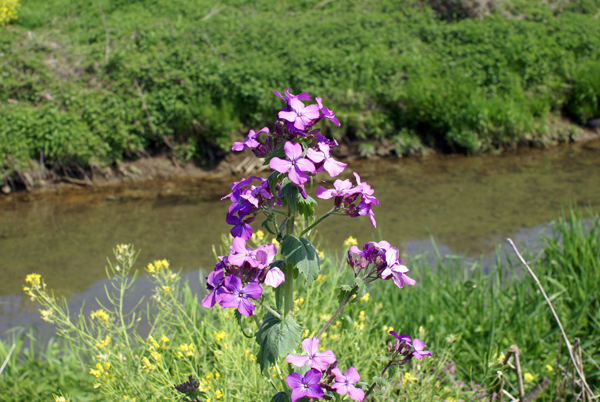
[186, 88, 431, 401]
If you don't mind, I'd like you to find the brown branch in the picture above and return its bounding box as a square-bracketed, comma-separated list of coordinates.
[507, 239, 594, 399]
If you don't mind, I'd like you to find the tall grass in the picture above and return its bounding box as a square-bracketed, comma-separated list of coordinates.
[1, 211, 599, 400]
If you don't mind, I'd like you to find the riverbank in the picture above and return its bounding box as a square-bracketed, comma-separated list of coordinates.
[2, 129, 599, 197]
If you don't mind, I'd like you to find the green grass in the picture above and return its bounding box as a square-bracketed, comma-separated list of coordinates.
[1, 210, 599, 400]
[1, 0, 600, 179]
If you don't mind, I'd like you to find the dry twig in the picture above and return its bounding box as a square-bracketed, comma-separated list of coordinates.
[507, 239, 594, 399]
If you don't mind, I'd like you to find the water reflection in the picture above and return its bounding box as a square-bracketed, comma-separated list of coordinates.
[1, 141, 599, 336]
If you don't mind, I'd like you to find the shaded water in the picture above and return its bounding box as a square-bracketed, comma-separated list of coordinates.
[1, 141, 599, 336]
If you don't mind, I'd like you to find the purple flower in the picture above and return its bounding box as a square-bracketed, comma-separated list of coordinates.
[315, 179, 360, 201]
[331, 367, 365, 401]
[218, 275, 262, 316]
[306, 143, 346, 177]
[286, 369, 324, 402]
[228, 190, 253, 216]
[274, 88, 312, 102]
[228, 237, 259, 267]
[241, 181, 271, 208]
[201, 269, 224, 308]
[264, 267, 285, 288]
[278, 98, 321, 131]
[270, 142, 316, 186]
[221, 177, 255, 201]
[226, 213, 254, 240]
[286, 337, 337, 372]
[390, 331, 412, 346]
[380, 247, 416, 289]
[231, 127, 269, 151]
[315, 97, 340, 127]
[412, 338, 432, 360]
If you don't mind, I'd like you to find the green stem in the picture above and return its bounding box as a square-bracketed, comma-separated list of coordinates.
[316, 289, 356, 339]
[261, 303, 282, 321]
[299, 208, 337, 237]
[364, 359, 395, 400]
[283, 263, 294, 318]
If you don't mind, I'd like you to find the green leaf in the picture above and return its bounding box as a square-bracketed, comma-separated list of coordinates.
[270, 260, 285, 311]
[372, 375, 390, 391]
[281, 235, 320, 284]
[278, 217, 289, 240]
[255, 312, 301, 372]
[337, 277, 366, 304]
[272, 392, 290, 402]
[280, 178, 298, 215]
[268, 171, 281, 198]
[261, 218, 277, 236]
[297, 194, 316, 222]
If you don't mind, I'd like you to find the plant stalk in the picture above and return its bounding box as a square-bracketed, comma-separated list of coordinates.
[364, 359, 395, 399]
[316, 290, 356, 339]
[299, 207, 336, 237]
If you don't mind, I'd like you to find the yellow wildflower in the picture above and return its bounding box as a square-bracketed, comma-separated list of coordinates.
[25, 273, 41, 288]
[96, 335, 111, 348]
[40, 309, 53, 322]
[358, 311, 365, 322]
[150, 351, 161, 362]
[213, 331, 226, 342]
[160, 334, 169, 346]
[402, 372, 417, 385]
[146, 263, 156, 273]
[53, 396, 68, 402]
[545, 365, 553, 371]
[294, 297, 304, 306]
[215, 390, 223, 399]
[89, 363, 104, 378]
[178, 343, 195, 357]
[524, 373, 534, 383]
[343, 236, 358, 247]
[316, 274, 327, 283]
[251, 230, 265, 242]
[148, 335, 160, 349]
[162, 286, 171, 294]
[302, 329, 310, 338]
[90, 310, 110, 323]
[496, 352, 506, 364]
[359, 293, 370, 303]
[317, 249, 325, 259]
[141, 357, 156, 371]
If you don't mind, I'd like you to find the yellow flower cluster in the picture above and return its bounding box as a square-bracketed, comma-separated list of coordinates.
[89, 362, 110, 378]
[0, 0, 19, 26]
[96, 335, 110, 348]
[382, 325, 394, 333]
[316, 249, 325, 259]
[177, 343, 195, 358]
[213, 331, 226, 342]
[40, 309, 53, 323]
[343, 236, 358, 247]
[146, 259, 170, 274]
[316, 274, 327, 283]
[243, 349, 255, 362]
[402, 372, 417, 385]
[141, 356, 156, 372]
[90, 310, 110, 323]
[196, 372, 223, 400]
[250, 230, 265, 244]
[359, 292, 370, 303]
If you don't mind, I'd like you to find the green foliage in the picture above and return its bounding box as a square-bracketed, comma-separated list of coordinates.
[2, 0, 600, 178]
[255, 312, 302, 372]
[281, 235, 320, 284]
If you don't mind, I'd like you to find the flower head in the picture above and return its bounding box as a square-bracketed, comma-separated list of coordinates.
[286, 337, 337, 372]
[286, 369, 324, 402]
[219, 275, 262, 316]
[278, 98, 321, 131]
[232, 127, 268, 151]
[331, 367, 365, 401]
[269, 141, 316, 186]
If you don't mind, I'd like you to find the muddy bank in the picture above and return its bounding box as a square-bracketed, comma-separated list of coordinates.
[1, 125, 599, 199]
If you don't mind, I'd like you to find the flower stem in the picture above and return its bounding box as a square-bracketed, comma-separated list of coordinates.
[261, 302, 282, 321]
[284, 263, 294, 318]
[316, 289, 356, 339]
[299, 207, 336, 237]
[364, 359, 395, 399]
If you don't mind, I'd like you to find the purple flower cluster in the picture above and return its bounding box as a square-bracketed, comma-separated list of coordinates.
[347, 241, 416, 289]
[201, 237, 283, 316]
[315, 172, 378, 227]
[285, 337, 364, 402]
[231, 89, 347, 191]
[174, 375, 204, 402]
[388, 332, 432, 362]
[222, 176, 277, 240]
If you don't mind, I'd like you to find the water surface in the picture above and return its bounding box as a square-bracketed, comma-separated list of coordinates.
[1, 141, 599, 336]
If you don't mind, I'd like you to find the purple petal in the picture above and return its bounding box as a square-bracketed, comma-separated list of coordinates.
[315, 186, 335, 199]
[242, 282, 263, 300]
[306, 148, 325, 163]
[201, 289, 219, 308]
[218, 292, 240, 309]
[303, 104, 321, 120]
[288, 166, 309, 185]
[323, 158, 346, 177]
[302, 337, 320, 356]
[270, 157, 291, 174]
[286, 354, 309, 367]
[274, 91, 287, 101]
[304, 369, 323, 385]
[295, 158, 316, 173]
[296, 92, 312, 101]
[284, 141, 303, 161]
[345, 367, 360, 383]
[264, 268, 285, 288]
[230, 237, 247, 254]
[311, 349, 337, 371]
[231, 142, 245, 151]
[288, 98, 306, 114]
[224, 275, 242, 293]
[413, 339, 425, 351]
[286, 372, 304, 389]
[278, 110, 298, 123]
[347, 385, 365, 401]
[237, 298, 255, 316]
